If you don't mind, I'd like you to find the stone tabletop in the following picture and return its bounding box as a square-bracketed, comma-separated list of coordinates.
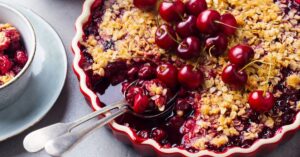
[0, 0, 299, 157]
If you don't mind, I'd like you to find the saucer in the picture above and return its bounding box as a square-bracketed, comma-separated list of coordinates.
[0, 6, 67, 141]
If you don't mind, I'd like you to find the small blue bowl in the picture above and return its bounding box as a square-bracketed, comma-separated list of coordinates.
[0, 3, 36, 110]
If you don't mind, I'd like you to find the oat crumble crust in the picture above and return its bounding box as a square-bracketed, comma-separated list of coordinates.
[81, 0, 300, 150]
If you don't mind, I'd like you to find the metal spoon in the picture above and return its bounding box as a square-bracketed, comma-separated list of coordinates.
[23, 81, 177, 156]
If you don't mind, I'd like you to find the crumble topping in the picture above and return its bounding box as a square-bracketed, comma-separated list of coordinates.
[81, 0, 165, 76]
[286, 74, 300, 89]
[81, 0, 300, 151]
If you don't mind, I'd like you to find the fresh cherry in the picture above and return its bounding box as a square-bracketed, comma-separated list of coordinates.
[155, 24, 178, 50]
[196, 9, 221, 34]
[177, 36, 201, 59]
[219, 13, 238, 36]
[156, 63, 178, 88]
[248, 90, 275, 113]
[176, 15, 198, 38]
[0, 55, 13, 74]
[186, 0, 207, 16]
[133, 0, 158, 11]
[138, 64, 156, 79]
[159, 0, 185, 23]
[205, 34, 228, 56]
[178, 65, 204, 89]
[133, 93, 150, 113]
[14, 50, 28, 66]
[221, 64, 248, 89]
[228, 44, 254, 67]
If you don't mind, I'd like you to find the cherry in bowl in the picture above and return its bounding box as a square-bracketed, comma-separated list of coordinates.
[205, 34, 228, 56]
[155, 24, 178, 50]
[228, 44, 254, 67]
[248, 90, 275, 113]
[176, 15, 198, 39]
[178, 65, 204, 90]
[186, 0, 207, 16]
[133, 0, 158, 11]
[221, 64, 247, 89]
[159, 0, 185, 23]
[196, 9, 221, 35]
[176, 36, 201, 60]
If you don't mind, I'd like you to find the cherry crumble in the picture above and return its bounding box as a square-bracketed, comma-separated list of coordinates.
[79, 0, 300, 153]
[0, 23, 28, 86]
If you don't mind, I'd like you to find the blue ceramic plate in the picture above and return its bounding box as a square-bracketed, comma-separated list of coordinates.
[0, 6, 67, 141]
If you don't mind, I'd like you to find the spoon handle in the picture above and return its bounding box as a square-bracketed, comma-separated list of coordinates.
[45, 108, 127, 157]
[69, 100, 127, 131]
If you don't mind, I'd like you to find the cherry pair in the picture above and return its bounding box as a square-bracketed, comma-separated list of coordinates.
[197, 10, 238, 36]
[155, 24, 201, 60]
[156, 63, 204, 90]
[221, 44, 254, 89]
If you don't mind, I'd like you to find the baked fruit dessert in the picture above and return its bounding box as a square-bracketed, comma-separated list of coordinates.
[79, 0, 300, 153]
[0, 23, 28, 86]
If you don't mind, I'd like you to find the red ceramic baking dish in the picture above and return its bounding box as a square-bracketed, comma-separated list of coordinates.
[72, 0, 300, 156]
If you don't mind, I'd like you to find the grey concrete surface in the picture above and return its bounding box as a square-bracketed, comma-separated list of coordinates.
[0, 0, 298, 157]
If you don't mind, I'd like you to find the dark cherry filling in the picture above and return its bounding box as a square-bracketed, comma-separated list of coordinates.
[79, 1, 300, 153]
[274, 0, 300, 16]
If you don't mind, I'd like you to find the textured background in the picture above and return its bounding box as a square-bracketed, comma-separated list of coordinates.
[0, 0, 299, 157]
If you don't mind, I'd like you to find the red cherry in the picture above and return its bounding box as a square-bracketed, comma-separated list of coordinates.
[155, 24, 178, 50]
[221, 64, 247, 89]
[0, 55, 13, 74]
[125, 86, 144, 104]
[186, 0, 207, 16]
[133, 93, 150, 113]
[228, 44, 254, 67]
[133, 0, 157, 10]
[175, 99, 192, 116]
[295, 0, 300, 5]
[138, 64, 156, 79]
[151, 128, 167, 141]
[178, 65, 204, 90]
[176, 15, 198, 38]
[127, 66, 139, 80]
[219, 13, 238, 36]
[196, 9, 221, 34]
[137, 130, 150, 139]
[248, 90, 275, 113]
[167, 116, 185, 129]
[14, 50, 28, 66]
[205, 34, 228, 56]
[156, 63, 178, 88]
[159, 0, 185, 23]
[177, 36, 201, 60]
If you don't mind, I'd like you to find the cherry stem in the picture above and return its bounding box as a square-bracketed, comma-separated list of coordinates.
[155, 16, 160, 27]
[239, 60, 273, 72]
[208, 45, 215, 57]
[166, 30, 180, 44]
[155, 0, 163, 12]
[194, 47, 207, 70]
[214, 20, 239, 30]
[263, 63, 272, 96]
[177, 12, 184, 21]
